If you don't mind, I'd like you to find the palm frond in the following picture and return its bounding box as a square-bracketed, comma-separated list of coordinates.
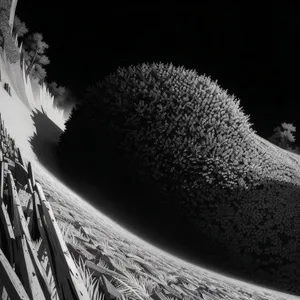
[112, 269, 151, 299]
[97, 257, 110, 270]
[137, 275, 159, 295]
[165, 296, 177, 300]
[72, 254, 106, 300]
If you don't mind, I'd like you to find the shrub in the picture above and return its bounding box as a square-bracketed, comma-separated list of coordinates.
[59, 62, 256, 194]
[58, 62, 300, 294]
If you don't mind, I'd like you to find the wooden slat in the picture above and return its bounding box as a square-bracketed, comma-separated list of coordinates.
[17, 148, 25, 168]
[15, 162, 28, 188]
[4, 157, 15, 173]
[85, 260, 121, 281]
[25, 195, 33, 222]
[66, 242, 88, 263]
[27, 162, 35, 189]
[7, 172, 52, 300]
[28, 192, 40, 241]
[13, 225, 46, 300]
[100, 274, 122, 300]
[0, 161, 4, 199]
[26, 178, 33, 194]
[0, 163, 15, 265]
[0, 248, 30, 300]
[0, 200, 15, 265]
[9, 173, 46, 300]
[37, 240, 46, 261]
[35, 182, 90, 300]
[33, 190, 52, 262]
[6, 168, 15, 222]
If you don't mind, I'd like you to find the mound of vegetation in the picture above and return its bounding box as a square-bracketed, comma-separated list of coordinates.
[57, 62, 300, 295]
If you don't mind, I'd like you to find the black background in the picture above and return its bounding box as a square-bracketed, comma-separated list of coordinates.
[16, 2, 300, 140]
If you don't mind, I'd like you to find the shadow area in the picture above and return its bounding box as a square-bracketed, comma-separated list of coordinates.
[28, 109, 139, 219]
[58, 142, 300, 296]
[29, 108, 63, 177]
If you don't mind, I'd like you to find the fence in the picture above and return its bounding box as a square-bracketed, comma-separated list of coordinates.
[0, 112, 96, 300]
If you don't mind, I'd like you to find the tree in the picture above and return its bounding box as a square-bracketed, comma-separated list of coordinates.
[47, 81, 66, 98]
[13, 15, 28, 38]
[267, 122, 300, 154]
[30, 63, 47, 84]
[22, 32, 49, 81]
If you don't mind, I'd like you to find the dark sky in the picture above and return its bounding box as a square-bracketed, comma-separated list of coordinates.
[16, 2, 300, 141]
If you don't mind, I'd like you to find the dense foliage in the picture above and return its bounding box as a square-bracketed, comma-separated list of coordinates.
[59, 62, 257, 192]
[12, 15, 28, 38]
[21, 32, 50, 84]
[58, 62, 300, 294]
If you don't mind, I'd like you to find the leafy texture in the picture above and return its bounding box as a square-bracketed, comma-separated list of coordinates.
[0, 0, 19, 63]
[58, 62, 300, 294]
[13, 15, 29, 38]
[268, 122, 300, 154]
[21, 32, 49, 83]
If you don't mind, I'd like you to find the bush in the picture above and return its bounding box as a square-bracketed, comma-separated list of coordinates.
[58, 62, 300, 294]
[59, 62, 256, 195]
